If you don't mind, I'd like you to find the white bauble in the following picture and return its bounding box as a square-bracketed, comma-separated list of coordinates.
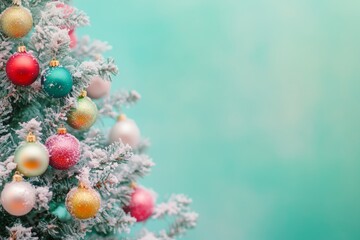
[87, 76, 111, 99]
[1, 173, 36, 216]
[109, 115, 141, 147]
[14, 141, 49, 177]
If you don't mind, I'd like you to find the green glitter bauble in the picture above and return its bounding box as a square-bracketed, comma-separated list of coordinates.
[67, 94, 98, 131]
[42, 66, 73, 98]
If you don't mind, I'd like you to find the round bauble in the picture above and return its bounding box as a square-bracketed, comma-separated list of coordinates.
[67, 91, 98, 131]
[6, 46, 40, 86]
[0, 172, 36, 216]
[87, 76, 111, 99]
[109, 115, 140, 148]
[124, 186, 155, 222]
[42, 60, 73, 98]
[0, 5, 33, 38]
[14, 133, 49, 177]
[69, 29, 77, 49]
[56, 2, 74, 19]
[66, 183, 101, 220]
[45, 127, 80, 170]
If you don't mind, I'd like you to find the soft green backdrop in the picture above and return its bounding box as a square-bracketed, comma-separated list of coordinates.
[76, 0, 360, 239]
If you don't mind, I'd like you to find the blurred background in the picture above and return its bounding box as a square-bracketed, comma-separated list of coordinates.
[76, 0, 360, 239]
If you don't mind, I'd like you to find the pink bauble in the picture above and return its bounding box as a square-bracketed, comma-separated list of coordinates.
[109, 115, 140, 147]
[125, 186, 155, 222]
[56, 2, 74, 18]
[87, 76, 111, 99]
[1, 177, 36, 216]
[69, 29, 77, 49]
[45, 128, 81, 170]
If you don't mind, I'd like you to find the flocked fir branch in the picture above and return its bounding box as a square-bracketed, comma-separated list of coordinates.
[0, 0, 197, 239]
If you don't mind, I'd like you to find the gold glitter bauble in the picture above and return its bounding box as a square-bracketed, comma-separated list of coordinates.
[66, 184, 101, 220]
[67, 91, 98, 131]
[0, 5, 33, 38]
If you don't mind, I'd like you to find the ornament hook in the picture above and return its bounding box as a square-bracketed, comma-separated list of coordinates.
[57, 125, 67, 134]
[79, 90, 87, 98]
[26, 132, 36, 143]
[117, 114, 127, 121]
[13, 171, 23, 182]
[12, 0, 21, 6]
[130, 182, 137, 189]
[49, 58, 60, 67]
[79, 181, 88, 189]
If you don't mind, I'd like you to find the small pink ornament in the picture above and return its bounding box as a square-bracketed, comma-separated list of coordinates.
[69, 29, 77, 49]
[56, 2, 74, 19]
[124, 185, 155, 222]
[87, 76, 111, 99]
[45, 127, 80, 170]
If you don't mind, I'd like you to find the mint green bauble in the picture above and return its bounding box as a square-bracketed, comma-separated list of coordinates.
[42, 66, 73, 98]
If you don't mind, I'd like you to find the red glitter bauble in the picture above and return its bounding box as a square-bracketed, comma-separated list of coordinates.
[6, 51, 40, 86]
[124, 186, 155, 222]
[45, 128, 81, 170]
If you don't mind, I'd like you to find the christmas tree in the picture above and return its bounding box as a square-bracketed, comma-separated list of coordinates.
[0, 0, 197, 239]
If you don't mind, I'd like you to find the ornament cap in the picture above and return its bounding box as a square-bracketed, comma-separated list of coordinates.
[79, 181, 88, 189]
[12, 0, 21, 6]
[80, 90, 87, 98]
[17, 45, 26, 53]
[13, 171, 23, 182]
[57, 127, 67, 134]
[26, 132, 36, 143]
[117, 114, 127, 121]
[49, 59, 60, 67]
[130, 182, 137, 189]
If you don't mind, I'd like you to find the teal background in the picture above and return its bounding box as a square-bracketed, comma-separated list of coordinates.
[76, 0, 360, 239]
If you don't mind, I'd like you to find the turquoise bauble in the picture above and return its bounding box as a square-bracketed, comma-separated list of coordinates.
[42, 63, 73, 98]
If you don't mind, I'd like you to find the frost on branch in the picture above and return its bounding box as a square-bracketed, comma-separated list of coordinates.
[116, 154, 154, 183]
[15, 118, 43, 142]
[73, 36, 112, 60]
[0, 156, 16, 186]
[35, 186, 53, 210]
[36, 1, 89, 30]
[7, 224, 38, 240]
[152, 195, 198, 239]
[98, 90, 141, 118]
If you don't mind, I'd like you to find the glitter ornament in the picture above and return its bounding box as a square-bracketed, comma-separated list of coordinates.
[109, 114, 141, 147]
[0, 3, 33, 38]
[42, 59, 73, 98]
[0, 172, 36, 216]
[6, 46, 40, 86]
[67, 91, 98, 131]
[14, 132, 49, 177]
[124, 185, 155, 222]
[45, 127, 81, 170]
[87, 76, 111, 99]
[66, 182, 101, 220]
